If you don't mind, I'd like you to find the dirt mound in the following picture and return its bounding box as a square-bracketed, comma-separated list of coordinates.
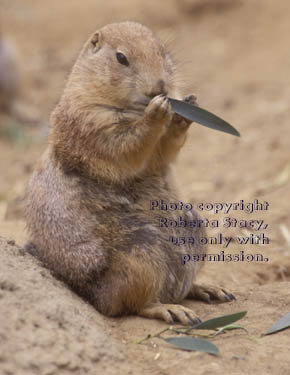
[0, 236, 126, 375]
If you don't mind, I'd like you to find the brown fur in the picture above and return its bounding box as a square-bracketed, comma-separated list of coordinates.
[25, 22, 232, 323]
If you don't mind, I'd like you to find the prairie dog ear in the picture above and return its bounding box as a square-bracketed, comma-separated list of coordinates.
[90, 31, 101, 53]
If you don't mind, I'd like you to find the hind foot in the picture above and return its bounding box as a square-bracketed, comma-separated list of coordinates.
[139, 302, 201, 325]
[188, 283, 236, 303]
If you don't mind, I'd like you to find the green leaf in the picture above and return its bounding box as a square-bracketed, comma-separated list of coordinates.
[168, 97, 240, 137]
[163, 337, 219, 355]
[265, 313, 290, 335]
[188, 311, 247, 332]
[213, 324, 248, 337]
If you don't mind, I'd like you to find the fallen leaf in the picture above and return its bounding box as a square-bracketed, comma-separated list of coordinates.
[163, 337, 219, 355]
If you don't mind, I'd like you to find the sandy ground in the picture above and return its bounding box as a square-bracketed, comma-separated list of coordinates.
[1, 0, 290, 374]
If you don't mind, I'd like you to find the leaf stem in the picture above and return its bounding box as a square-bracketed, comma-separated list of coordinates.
[136, 327, 172, 344]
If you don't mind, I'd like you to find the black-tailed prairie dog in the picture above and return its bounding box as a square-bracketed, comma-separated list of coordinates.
[25, 21, 234, 325]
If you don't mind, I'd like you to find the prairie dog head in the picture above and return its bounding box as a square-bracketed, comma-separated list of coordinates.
[64, 21, 177, 111]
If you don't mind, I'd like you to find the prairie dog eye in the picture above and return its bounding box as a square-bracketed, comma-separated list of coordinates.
[116, 52, 129, 66]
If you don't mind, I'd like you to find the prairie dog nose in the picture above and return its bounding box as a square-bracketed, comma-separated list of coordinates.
[146, 79, 167, 98]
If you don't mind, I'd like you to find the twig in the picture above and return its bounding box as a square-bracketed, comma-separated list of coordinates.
[135, 327, 173, 344]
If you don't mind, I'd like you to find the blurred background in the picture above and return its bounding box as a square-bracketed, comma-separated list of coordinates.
[0, 0, 290, 284]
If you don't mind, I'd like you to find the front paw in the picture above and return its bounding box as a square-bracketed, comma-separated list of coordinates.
[171, 93, 198, 128]
[145, 94, 173, 123]
[184, 93, 198, 106]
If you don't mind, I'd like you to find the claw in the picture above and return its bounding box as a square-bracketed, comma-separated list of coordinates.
[139, 303, 201, 325]
[228, 293, 236, 300]
[190, 283, 236, 304]
[167, 312, 174, 325]
[184, 311, 196, 326]
[195, 316, 202, 324]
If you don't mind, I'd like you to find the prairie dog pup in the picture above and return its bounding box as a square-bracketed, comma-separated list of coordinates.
[25, 22, 234, 324]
